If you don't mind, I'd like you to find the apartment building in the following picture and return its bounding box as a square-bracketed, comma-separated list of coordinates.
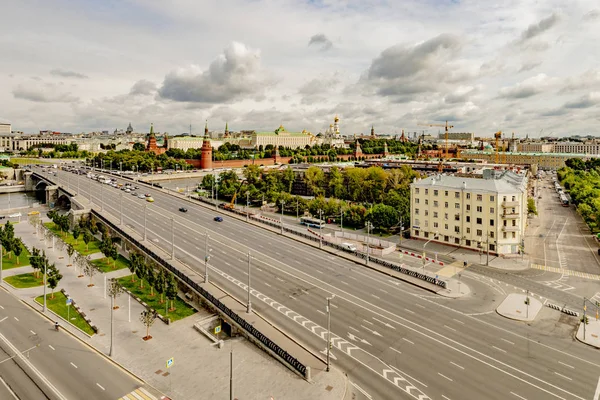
[460, 150, 599, 170]
[410, 170, 528, 256]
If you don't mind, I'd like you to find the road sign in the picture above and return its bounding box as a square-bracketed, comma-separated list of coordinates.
[66, 299, 72, 306]
[214, 325, 221, 334]
[166, 357, 174, 368]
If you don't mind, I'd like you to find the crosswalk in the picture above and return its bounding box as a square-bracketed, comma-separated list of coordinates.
[118, 387, 157, 400]
[530, 264, 600, 281]
[590, 292, 600, 306]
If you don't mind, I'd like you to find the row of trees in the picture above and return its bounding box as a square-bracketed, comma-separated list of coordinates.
[558, 163, 600, 232]
[1, 221, 25, 264]
[29, 247, 63, 298]
[89, 150, 189, 173]
[128, 253, 179, 312]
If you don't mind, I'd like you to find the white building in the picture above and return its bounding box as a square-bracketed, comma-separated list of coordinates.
[0, 123, 11, 136]
[410, 169, 528, 256]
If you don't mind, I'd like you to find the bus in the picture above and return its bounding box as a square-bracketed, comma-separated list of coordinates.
[559, 193, 569, 207]
[300, 217, 325, 229]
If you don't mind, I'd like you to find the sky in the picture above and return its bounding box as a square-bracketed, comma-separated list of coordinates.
[1, 0, 599, 137]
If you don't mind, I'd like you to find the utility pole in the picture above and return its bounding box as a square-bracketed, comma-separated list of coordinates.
[229, 350, 234, 400]
[326, 295, 335, 372]
[204, 233, 210, 283]
[583, 298, 587, 340]
[280, 200, 285, 234]
[318, 209, 323, 249]
[247, 252, 252, 313]
[171, 217, 175, 260]
[246, 192, 249, 222]
[43, 260, 47, 312]
[366, 222, 372, 265]
[110, 294, 114, 357]
[486, 233, 490, 267]
[0, 243, 3, 286]
[143, 203, 147, 241]
[340, 208, 343, 234]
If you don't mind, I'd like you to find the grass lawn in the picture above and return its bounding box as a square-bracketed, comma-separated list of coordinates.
[44, 222, 101, 255]
[2, 246, 32, 270]
[4, 272, 43, 288]
[91, 255, 130, 273]
[35, 291, 95, 336]
[117, 275, 196, 322]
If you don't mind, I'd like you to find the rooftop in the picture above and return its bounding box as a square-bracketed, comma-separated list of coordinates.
[462, 150, 600, 158]
[412, 170, 527, 194]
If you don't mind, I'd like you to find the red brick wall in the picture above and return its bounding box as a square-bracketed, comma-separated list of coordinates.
[185, 153, 382, 169]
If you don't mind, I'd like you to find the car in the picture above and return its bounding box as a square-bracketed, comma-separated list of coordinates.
[134, 186, 139, 190]
[125, 189, 131, 193]
[146, 197, 154, 202]
[131, 192, 137, 196]
[214, 216, 223, 222]
[27, 211, 40, 216]
[138, 194, 145, 199]
[145, 193, 151, 197]
[8, 212, 22, 218]
[179, 207, 188, 212]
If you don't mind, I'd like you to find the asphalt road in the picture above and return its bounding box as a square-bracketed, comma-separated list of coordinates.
[0, 288, 142, 400]
[50, 168, 600, 400]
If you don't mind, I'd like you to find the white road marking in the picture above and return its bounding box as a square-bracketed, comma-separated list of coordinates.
[438, 372, 453, 382]
[316, 310, 326, 316]
[13, 317, 18, 322]
[442, 396, 452, 400]
[390, 364, 428, 388]
[363, 320, 373, 325]
[415, 304, 426, 309]
[593, 376, 600, 400]
[501, 338, 515, 345]
[264, 282, 272, 288]
[96, 383, 105, 391]
[492, 346, 506, 353]
[340, 281, 349, 285]
[70, 362, 78, 369]
[450, 361, 464, 370]
[0, 306, 4, 309]
[452, 318, 464, 325]
[275, 277, 284, 282]
[444, 325, 456, 332]
[378, 288, 388, 294]
[402, 338, 414, 345]
[554, 372, 572, 381]
[558, 361, 574, 369]
[350, 381, 372, 400]
[224, 261, 231, 266]
[30, 330, 36, 335]
[371, 294, 380, 299]
[314, 270, 323, 274]
[404, 308, 415, 314]
[349, 326, 359, 332]
[389, 347, 402, 355]
[0, 317, 6, 323]
[49, 345, 55, 350]
[0, 376, 18, 400]
[511, 392, 527, 400]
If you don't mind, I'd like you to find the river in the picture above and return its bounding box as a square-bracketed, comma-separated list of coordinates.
[0, 192, 40, 211]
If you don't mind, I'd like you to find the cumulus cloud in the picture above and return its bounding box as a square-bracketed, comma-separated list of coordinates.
[560, 69, 600, 93]
[443, 85, 481, 104]
[298, 74, 340, 104]
[498, 74, 557, 99]
[518, 61, 542, 73]
[49, 68, 89, 79]
[13, 81, 78, 103]
[519, 13, 560, 42]
[129, 79, 157, 96]
[308, 34, 333, 51]
[158, 42, 268, 103]
[583, 9, 599, 21]
[563, 93, 600, 109]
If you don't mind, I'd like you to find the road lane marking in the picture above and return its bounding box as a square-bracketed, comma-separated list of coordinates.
[389, 347, 402, 355]
[96, 383, 105, 391]
[402, 338, 414, 344]
[224, 261, 231, 266]
[554, 372, 572, 381]
[70, 362, 78, 368]
[0, 306, 4, 309]
[350, 381, 372, 400]
[558, 361, 574, 369]
[442, 396, 452, 400]
[492, 346, 506, 353]
[511, 392, 527, 400]
[450, 361, 464, 370]
[594, 376, 600, 400]
[501, 338, 515, 345]
[438, 372, 453, 382]
[13, 317, 18, 322]
[316, 310, 325, 316]
[340, 281, 349, 285]
[404, 308, 415, 314]
[444, 325, 456, 332]
[0, 376, 18, 400]
[390, 364, 428, 388]
[415, 304, 426, 309]
[30, 330, 36, 335]
[264, 282, 272, 288]
[378, 288, 388, 294]
[371, 294, 380, 299]
[49, 345, 55, 350]
[349, 326, 359, 332]
[363, 320, 373, 325]
[452, 318, 464, 325]
[0, 317, 6, 323]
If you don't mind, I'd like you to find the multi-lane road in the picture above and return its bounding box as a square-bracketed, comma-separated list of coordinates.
[50, 168, 600, 400]
[0, 287, 143, 399]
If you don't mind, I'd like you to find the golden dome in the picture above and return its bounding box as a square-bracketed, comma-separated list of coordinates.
[334, 115, 339, 122]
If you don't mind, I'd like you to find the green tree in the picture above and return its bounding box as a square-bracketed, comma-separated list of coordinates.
[201, 174, 215, 191]
[12, 238, 24, 265]
[304, 166, 325, 196]
[166, 273, 178, 311]
[367, 203, 399, 231]
[135, 258, 147, 289]
[46, 263, 63, 299]
[83, 230, 93, 251]
[328, 166, 346, 199]
[72, 226, 80, 245]
[140, 310, 157, 340]
[156, 269, 167, 305]
[132, 142, 146, 151]
[66, 243, 75, 266]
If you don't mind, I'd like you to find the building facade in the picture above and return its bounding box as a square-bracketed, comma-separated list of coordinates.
[517, 143, 554, 153]
[460, 150, 599, 170]
[553, 141, 600, 155]
[252, 125, 317, 149]
[410, 170, 528, 256]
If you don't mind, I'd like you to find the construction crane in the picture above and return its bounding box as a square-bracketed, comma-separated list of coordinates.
[418, 121, 454, 159]
[224, 179, 247, 210]
[494, 131, 502, 164]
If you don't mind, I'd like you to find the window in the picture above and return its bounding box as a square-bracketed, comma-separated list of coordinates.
[454, 226, 460, 233]
[434, 190, 439, 196]
[455, 238, 460, 244]
[512, 196, 516, 201]
[503, 220, 507, 226]
[455, 203, 460, 209]
[455, 214, 460, 221]
[424, 221, 429, 227]
[512, 220, 516, 226]
[466, 216, 471, 222]
[477, 206, 483, 212]
[490, 231, 494, 238]
[444, 191, 448, 196]
[415, 188, 420, 195]
[444, 224, 448, 230]
[490, 207, 495, 213]
[444, 213, 448, 220]
[466, 204, 471, 211]
[415, 198, 419, 204]
[512, 232, 516, 238]
[424, 232, 429, 238]
[415, 208, 419, 215]
[425, 210, 429, 216]
[433, 222, 439, 228]
[503, 232, 507, 239]
[511, 208, 516, 214]
[490, 219, 494, 226]
[445, 202, 449, 208]
[466, 239, 471, 246]
[476, 217, 482, 224]
[466, 193, 471, 199]
[444, 236, 449, 242]
[476, 229, 483, 236]
[414, 219, 420, 226]
[489, 244, 496, 251]
[434, 201, 439, 207]
[455, 192, 460, 198]
[466, 227, 471, 234]
[490, 195, 495, 201]
[414, 230, 419, 236]
[477, 194, 482, 201]
[433, 212, 438, 218]
[503, 196, 507, 201]
[425, 199, 429, 205]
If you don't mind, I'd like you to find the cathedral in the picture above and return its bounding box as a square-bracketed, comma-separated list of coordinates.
[319, 115, 345, 148]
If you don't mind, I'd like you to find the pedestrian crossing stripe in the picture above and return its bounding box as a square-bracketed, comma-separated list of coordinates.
[530, 264, 600, 280]
[118, 387, 157, 400]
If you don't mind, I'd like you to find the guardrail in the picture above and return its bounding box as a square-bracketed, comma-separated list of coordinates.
[91, 209, 308, 378]
[547, 302, 580, 317]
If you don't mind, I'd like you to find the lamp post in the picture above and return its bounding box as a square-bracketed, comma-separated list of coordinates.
[423, 232, 439, 272]
[486, 233, 491, 267]
[170, 217, 175, 260]
[143, 203, 147, 241]
[0, 243, 3, 286]
[246, 192, 250, 222]
[120, 161, 122, 173]
[204, 232, 212, 283]
[326, 294, 335, 372]
[296, 199, 299, 221]
[280, 200, 285, 234]
[365, 221, 373, 265]
[119, 192, 123, 225]
[318, 209, 323, 249]
[43, 260, 47, 312]
[246, 252, 252, 313]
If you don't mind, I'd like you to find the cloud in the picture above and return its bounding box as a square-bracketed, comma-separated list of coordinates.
[158, 42, 269, 103]
[13, 81, 79, 103]
[298, 74, 340, 104]
[443, 85, 481, 104]
[519, 13, 560, 42]
[308, 34, 333, 51]
[518, 61, 542, 72]
[129, 79, 157, 96]
[498, 74, 557, 99]
[559, 69, 600, 93]
[563, 93, 600, 109]
[583, 9, 599, 21]
[49, 68, 89, 79]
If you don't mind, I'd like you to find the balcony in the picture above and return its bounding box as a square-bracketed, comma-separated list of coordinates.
[502, 225, 520, 232]
[502, 200, 519, 207]
[502, 212, 520, 219]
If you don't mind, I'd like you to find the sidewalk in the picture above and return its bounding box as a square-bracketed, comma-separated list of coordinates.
[8, 219, 348, 400]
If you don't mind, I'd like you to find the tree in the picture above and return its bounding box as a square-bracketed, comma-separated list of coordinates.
[66, 244, 75, 266]
[166, 273, 178, 311]
[107, 278, 124, 310]
[147, 267, 156, 296]
[527, 198, 538, 216]
[132, 142, 145, 151]
[12, 238, 24, 265]
[304, 166, 325, 196]
[201, 174, 215, 192]
[367, 203, 399, 231]
[46, 263, 63, 299]
[135, 257, 147, 289]
[29, 247, 43, 278]
[128, 253, 142, 282]
[83, 230, 92, 251]
[108, 243, 119, 268]
[72, 226, 80, 245]
[155, 269, 167, 305]
[83, 259, 97, 287]
[140, 310, 157, 340]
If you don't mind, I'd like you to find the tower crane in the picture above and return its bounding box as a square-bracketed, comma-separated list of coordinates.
[418, 121, 454, 159]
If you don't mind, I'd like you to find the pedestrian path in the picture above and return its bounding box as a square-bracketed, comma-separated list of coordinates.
[434, 261, 465, 278]
[530, 263, 600, 280]
[118, 387, 157, 400]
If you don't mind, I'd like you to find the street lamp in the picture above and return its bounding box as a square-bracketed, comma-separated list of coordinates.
[326, 294, 335, 372]
[204, 232, 212, 283]
[280, 200, 285, 234]
[318, 209, 323, 249]
[246, 192, 250, 222]
[365, 221, 373, 265]
[246, 252, 252, 313]
[423, 231, 439, 272]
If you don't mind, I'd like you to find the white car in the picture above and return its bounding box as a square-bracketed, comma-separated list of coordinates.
[8, 212, 22, 218]
[137, 194, 145, 199]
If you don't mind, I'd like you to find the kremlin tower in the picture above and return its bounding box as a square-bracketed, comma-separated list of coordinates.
[200, 121, 213, 170]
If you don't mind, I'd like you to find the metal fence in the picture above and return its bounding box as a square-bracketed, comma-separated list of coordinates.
[91, 210, 307, 377]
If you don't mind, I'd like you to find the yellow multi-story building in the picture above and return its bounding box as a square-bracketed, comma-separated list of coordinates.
[410, 170, 528, 256]
[460, 150, 600, 170]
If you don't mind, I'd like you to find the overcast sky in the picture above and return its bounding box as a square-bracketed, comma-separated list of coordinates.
[1, 0, 599, 137]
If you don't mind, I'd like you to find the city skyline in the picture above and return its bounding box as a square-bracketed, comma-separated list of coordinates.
[1, 1, 599, 136]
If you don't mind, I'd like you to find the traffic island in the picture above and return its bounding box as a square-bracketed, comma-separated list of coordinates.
[3, 272, 44, 289]
[496, 293, 542, 322]
[576, 318, 600, 349]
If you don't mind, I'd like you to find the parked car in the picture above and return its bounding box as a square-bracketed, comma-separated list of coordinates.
[179, 207, 188, 213]
[8, 212, 22, 218]
[214, 216, 223, 222]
